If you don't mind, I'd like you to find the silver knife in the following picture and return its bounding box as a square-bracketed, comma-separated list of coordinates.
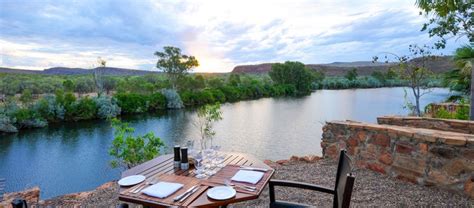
[239, 166, 268, 172]
[174, 185, 197, 201]
[178, 186, 200, 203]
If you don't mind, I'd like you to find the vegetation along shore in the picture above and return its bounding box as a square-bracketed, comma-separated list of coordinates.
[0, 47, 465, 133]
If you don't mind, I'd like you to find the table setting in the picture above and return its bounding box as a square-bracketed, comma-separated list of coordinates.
[117, 142, 274, 207]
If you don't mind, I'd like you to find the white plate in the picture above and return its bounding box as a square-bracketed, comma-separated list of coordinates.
[207, 186, 236, 200]
[118, 175, 146, 186]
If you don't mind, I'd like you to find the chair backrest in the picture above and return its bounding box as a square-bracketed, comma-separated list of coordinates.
[333, 150, 355, 208]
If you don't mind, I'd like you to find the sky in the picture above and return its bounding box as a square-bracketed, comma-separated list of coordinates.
[0, 0, 468, 72]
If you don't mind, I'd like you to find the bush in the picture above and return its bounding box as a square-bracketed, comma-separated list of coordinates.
[148, 93, 167, 111]
[209, 89, 226, 103]
[114, 93, 148, 113]
[94, 96, 121, 119]
[162, 89, 184, 109]
[14, 108, 47, 129]
[109, 118, 165, 169]
[34, 95, 65, 121]
[219, 86, 241, 102]
[194, 90, 215, 105]
[68, 97, 97, 120]
[0, 114, 18, 133]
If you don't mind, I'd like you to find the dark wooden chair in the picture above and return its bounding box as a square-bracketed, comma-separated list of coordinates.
[269, 150, 355, 208]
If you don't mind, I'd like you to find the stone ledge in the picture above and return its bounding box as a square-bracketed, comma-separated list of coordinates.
[378, 116, 474, 134]
[327, 120, 474, 146]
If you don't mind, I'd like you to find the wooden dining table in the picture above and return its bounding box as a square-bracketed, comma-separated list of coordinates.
[119, 152, 274, 207]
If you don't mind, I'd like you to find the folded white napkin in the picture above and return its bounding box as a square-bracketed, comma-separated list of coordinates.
[141, 182, 184, 198]
[231, 170, 264, 184]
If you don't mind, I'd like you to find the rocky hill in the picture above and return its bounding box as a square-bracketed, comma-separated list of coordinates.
[232, 56, 455, 76]
[0, 67, 161, 76]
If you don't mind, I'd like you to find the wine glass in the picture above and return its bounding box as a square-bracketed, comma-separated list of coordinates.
[194, 152, 206, 179]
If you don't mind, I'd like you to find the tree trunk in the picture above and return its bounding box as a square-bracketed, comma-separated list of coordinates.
[470, 66, 474, 120]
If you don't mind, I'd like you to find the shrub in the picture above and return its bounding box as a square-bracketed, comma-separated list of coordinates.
[114, 93, 148, 113]
[209, 89, 226, 103]
[0, 114, 18, 133]
[162, 89, 184, 109]
[195, 90, 215, 105]
[179, 90, 195, 106]
[94, 96, 121, 119]
[109, 118, 165, 169]
[69, 97, 97, 120]
[219, 86, 240, 102]
[34, 95, 65, 121]
[14, 108, 47, 128]
[148, 93, 167, 111]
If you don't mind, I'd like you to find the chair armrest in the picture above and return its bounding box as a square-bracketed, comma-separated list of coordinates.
[269, 179, 335, 203]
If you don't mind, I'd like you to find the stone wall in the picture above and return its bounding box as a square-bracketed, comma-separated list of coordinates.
[377, 116, 474, 134]
[321, 120, 474, 198]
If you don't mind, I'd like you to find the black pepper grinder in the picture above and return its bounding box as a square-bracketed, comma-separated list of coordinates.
[180, 147, 189, 170]
[174, 145, 181, 168]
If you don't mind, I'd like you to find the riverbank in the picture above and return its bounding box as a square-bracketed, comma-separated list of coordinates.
[3, 158, 471, 207]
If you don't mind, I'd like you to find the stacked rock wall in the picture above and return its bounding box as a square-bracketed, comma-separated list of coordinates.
[321, 120, 474, 198]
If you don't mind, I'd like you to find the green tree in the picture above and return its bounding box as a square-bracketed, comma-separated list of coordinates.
[444, 44, 473, 94]
[269, 61, 314, 95]
[63, 80, 75, 92]
[374, 44, 435, 116]
[109, 118, 164, 169]
[345, 68, 358, 81]
[416, 0, 473, 48]
[416, 0, 473, 119]
[154, 46, 199, 90]
[228, 73, 242, 86]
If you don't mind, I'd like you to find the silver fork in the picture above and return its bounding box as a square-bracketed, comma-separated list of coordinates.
[224, 180, 256, 192]
[132, 178, 158, 194]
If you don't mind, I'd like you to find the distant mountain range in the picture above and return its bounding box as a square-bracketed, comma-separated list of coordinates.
[232, 56, 455, 76]
[0, 56, 455, 76]
[0, 67, 160, 76]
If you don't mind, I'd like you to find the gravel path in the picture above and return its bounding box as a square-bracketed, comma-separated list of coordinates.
[42, 159, 473, 207]
[235, 159, 473, 207]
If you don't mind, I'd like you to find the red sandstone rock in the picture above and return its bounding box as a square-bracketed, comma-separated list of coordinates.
[347, 137, 358, 146]
[356, 131, 367, 142]
[290, 156, 299, 162]
[378, 153, 393, 165]
[372, 134, 390, 147]
[367, 163, 386, 174]
[464, 177, 474, 198]
[395, 143, 414, 154]
[444, 159, 467, 177]
[419, 143, 428, 154]
[325, 144, 338, 159]
[276, 159, 289, 165]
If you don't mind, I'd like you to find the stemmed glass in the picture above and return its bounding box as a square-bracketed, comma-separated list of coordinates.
[211, 145, 225, 168]
[193, 151, 206, 179]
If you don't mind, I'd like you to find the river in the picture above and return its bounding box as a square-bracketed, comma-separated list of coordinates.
[0, 87, 453, 199]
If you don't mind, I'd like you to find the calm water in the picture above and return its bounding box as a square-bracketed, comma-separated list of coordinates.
[0, 87, 452, 199]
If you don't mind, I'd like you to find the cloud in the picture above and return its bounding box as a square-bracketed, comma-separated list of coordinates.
[0, 0, 467, 72]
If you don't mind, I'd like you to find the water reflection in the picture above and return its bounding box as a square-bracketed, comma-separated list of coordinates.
[0, 87, 452, 199]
